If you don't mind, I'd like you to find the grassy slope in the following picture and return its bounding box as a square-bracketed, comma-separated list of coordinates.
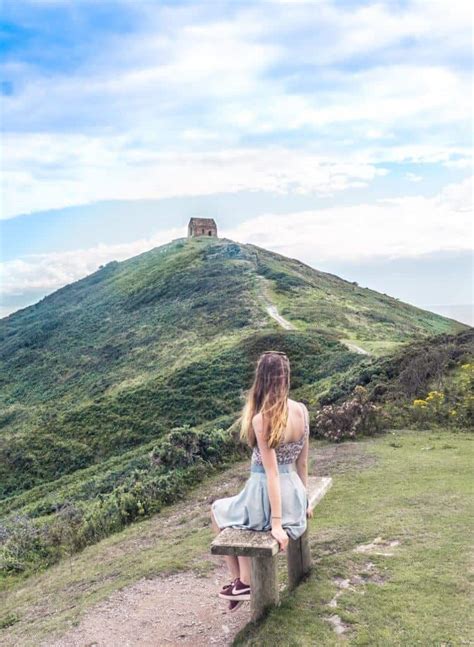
[0, 430, 471, 646]
[0, 236, 467, 550]
[236, 431, 473, 646]
[0, 236, 463, 418]
[248, 243, 465, 351]
[0, 236, 463, 427]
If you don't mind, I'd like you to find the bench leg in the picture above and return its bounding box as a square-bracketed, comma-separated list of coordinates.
[287, 529, 312, 590]
[250, 554, 279, 622]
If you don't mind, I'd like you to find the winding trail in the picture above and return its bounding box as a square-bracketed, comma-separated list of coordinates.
[343, 342, 370, 355]
[2, 444, 372, 647]
[260, 279, 370, 355]
[265, 304, 296, 331]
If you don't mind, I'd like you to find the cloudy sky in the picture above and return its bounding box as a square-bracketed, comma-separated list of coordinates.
[1, 0, 472, 322]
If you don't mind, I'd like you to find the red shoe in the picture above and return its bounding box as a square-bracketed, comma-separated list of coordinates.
[218, 578, 251, 601]
[220, 578, 237, 594]
[228, 599, 244, 612]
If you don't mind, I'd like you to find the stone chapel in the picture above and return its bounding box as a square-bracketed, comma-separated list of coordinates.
[187, 218, 218, 238]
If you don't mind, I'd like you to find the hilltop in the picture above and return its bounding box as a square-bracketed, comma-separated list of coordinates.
[0, 235, 465, 499]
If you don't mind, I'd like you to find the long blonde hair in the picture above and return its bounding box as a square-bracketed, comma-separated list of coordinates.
[240, 350, 290, 449]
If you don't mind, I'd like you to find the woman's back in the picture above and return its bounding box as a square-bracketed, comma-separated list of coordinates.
[251, 400, 309, 466]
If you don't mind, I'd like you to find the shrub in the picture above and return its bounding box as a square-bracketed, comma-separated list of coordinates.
[0, 423, 246, 578]
[409, 363, 474, 430]
[0, 515, 53, 573]
[314, 386, 386, 442]
[150, 425, 241, 469]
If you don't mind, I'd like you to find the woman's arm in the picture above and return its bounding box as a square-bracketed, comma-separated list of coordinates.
[295, 433, 308, 488]
[253, 413, 289, 552]
[295, 404, 312, 518]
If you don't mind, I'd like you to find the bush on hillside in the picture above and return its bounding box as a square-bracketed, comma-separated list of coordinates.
[314, 386, 387, 442]
[0, 423, 245, 577]
[410, 363, 474, 430]
[150, 425, 241, 469]
[318, 329, 474, 410]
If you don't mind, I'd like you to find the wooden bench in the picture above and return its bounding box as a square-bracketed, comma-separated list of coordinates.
[211, 476, 332, 621]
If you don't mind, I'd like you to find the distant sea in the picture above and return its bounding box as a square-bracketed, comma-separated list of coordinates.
[423, 304, 473, 327]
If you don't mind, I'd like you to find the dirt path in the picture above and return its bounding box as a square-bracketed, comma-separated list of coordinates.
[265, 304, 296, 330]
[257, 276, 370, 355]
[36, 443, 372, 647]
[256, 276, 296, 331]
[47, 563, 250, 647]
[343, 341, 370, 355]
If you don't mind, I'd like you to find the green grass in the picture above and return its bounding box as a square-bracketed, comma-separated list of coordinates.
[0, 237, 465, 498]
[0, 460, 231, 646]
[235, 430, 473, 646]
[1, 430, 472, 646]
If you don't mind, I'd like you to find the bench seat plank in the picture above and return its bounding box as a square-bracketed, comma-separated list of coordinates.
[307, 476, 332, 512]
[211, 528, 279, 557]
[211, 476, 332, 557]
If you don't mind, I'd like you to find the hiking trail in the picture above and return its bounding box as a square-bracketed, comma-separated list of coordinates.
[3, 444, 372, 647]
[258, 276, 370, 355]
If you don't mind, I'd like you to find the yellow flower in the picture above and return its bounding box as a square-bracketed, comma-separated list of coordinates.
[413, 399, 427, 407]
[426, 390, 444, 401]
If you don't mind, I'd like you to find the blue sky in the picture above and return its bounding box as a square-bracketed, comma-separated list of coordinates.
[0, 0, 472, 322]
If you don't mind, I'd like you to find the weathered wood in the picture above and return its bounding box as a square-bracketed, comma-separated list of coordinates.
[286, 478, 332, 589]
[300, 527, 312, 574]
[287, 535, 304, 590]
[211, 527, 279, 557]
[250, 555, 279, 622]
[307, 476, 333, 512]
[211, 474, 333, 618]
[287, 528, 312, 590]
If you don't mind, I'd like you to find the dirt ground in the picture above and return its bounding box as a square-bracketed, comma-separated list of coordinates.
[46, 561, 251, 647]
[40, 442, 372, 647]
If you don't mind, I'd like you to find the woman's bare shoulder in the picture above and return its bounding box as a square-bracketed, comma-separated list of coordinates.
[288, 398, 307, 413]
[251, 411, 264, 434]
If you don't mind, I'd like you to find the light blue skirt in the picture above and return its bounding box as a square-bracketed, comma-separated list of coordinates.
[211, 463, 308, 541]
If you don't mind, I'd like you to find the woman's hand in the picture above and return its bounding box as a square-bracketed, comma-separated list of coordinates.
[306, 504, 313, 519]
[271, 524, 289, 552]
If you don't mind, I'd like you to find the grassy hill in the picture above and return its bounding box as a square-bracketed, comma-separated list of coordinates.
[0, 235, 468, 580]
[1, 431, 472, 646]
[0, 236, 464, 495]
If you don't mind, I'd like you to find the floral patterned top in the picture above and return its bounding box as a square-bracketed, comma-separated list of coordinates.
[251, 402, 309, 466]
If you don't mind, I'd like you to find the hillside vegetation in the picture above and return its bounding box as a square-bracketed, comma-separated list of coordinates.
[1, 431, 472, 646]
[0, 236, 468, 582]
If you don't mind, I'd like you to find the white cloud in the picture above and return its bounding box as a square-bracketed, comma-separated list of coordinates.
[1, 137, 387, 217]
[0, 0, 472, 219]
[2, 177, 471, 299]
[223, 176, 473, 262]
[259, 0, 472, 65]
[0, 227, 183, 296]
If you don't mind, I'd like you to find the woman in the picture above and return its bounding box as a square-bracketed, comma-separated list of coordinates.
[210, 350, 312, 612]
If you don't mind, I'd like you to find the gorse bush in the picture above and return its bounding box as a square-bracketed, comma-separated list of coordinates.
[150, 425, 238, 469]
[314, 386, 387, 442]
[0, 423, 246, 578]
[410, 363, 474, 429]
[317, 330, 473, 419]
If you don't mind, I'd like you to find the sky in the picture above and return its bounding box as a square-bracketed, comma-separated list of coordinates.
[0, 0, 473, 323]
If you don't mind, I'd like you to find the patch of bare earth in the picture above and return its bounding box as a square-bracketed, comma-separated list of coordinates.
[46, 562, 251, 647]
[312, 441, 376, 476]
[39, 442, 372, 647]
[323, 538, 397, 638]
